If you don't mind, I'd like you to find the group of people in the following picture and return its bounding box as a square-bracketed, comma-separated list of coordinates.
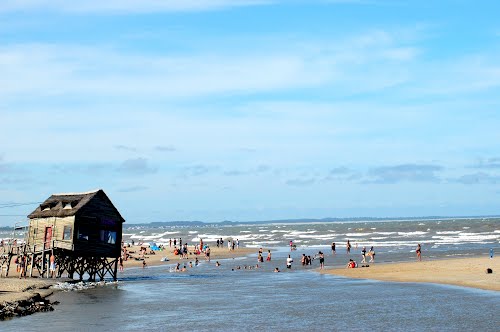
[14, 253, 56, 278]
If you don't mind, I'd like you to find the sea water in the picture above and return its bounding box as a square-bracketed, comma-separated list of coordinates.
[1, 218, 499, 331]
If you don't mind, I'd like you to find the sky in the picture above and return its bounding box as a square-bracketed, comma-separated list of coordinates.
[1, 0, 500, 226]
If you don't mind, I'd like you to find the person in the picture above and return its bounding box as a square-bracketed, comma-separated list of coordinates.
[361, 247, 366, 264]
[318, 251, 325, 269]
[346, 259, 356, 268]
[215, 261, 220, 267]
[274, 267, 280, 273]
[416, 244, 422, 261]
[169, 238, 172, 247]
[490, 248, 494, 259]
[142, 260, 147, 268]
[205, 246, 211, 261]
[195, 257, 199, 266]
[266, 250, 272, 261]
[301, 254, 306, 266]
[175, 263, 180, 271]
[369, 246, 375, 263]
[19, 255, 26, 279]
[237, 239, 240, 249]
[331, 242, 336, 255]
[119, 255, 124, 272]
[49, 253, 56, 278]
[346, 240, 351, 254]
[174, 238, 177, 246]
[286, 254, 293, 269]
[216, 239, 220, 248]
[289, 240, 293, 251]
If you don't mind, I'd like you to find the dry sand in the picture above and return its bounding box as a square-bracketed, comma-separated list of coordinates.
[0, 278, 56, 304]
[322, 257, 499, 291]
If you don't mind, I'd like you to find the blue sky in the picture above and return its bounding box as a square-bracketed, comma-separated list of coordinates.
[1, 0, 500, 225]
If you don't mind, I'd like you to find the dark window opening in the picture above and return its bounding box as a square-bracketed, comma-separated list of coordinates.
[78, 226, 90, 241]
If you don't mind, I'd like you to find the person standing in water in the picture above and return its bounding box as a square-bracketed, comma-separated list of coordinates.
[266, 250, 272, 261]
[346, 240, 351, 254]
[318, 251, 325, 269]
[331, 242, 336, 255]
[416, 244, 422, 261]
[286, 255, 293, 269]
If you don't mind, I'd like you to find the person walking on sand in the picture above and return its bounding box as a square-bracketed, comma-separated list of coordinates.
[416, 244, 422, 261]
[369, 246, 375, 263]
[346, 240, 351, 254]
[49, 253, 56, 278]
[361, 247, 366, 264]
[19, 255, 26, 279]
[119, 255, 124, 272]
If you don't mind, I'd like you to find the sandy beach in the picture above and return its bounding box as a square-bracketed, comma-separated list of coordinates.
[0, 278, 56, 304]
[121, 245, 257, 269]
[322, 256, 499, 291]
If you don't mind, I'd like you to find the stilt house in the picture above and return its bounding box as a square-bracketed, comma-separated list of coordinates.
[25, 189, 125, 280]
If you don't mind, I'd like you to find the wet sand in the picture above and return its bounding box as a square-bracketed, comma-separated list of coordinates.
[322, 256, 499, 291]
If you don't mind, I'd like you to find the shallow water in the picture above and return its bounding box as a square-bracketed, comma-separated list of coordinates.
[2, 249, 499, 332]
[1, 219, 499, 331]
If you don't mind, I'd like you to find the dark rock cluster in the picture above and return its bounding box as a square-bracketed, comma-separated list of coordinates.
[0, 294, 58, 320]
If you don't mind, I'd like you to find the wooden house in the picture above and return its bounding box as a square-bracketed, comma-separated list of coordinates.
[25, 189, 125, 280]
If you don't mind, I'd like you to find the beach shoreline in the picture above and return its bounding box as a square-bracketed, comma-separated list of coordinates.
[1, 244, 257, 317]
[321, 256, 499, 292]
[120, 244, 256, 269]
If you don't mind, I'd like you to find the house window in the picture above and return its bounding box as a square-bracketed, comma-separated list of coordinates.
[63, 226, 72, 240]
[78, 227, 89, 241]
[100, 230, 117, 244]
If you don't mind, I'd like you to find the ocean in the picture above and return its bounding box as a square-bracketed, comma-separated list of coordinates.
[1, 218, 499, 331]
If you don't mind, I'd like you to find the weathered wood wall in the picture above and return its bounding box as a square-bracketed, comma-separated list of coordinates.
[27, 216, 75, 252]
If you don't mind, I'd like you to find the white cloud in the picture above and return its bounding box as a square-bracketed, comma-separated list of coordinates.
[0, 43, 330, 100]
